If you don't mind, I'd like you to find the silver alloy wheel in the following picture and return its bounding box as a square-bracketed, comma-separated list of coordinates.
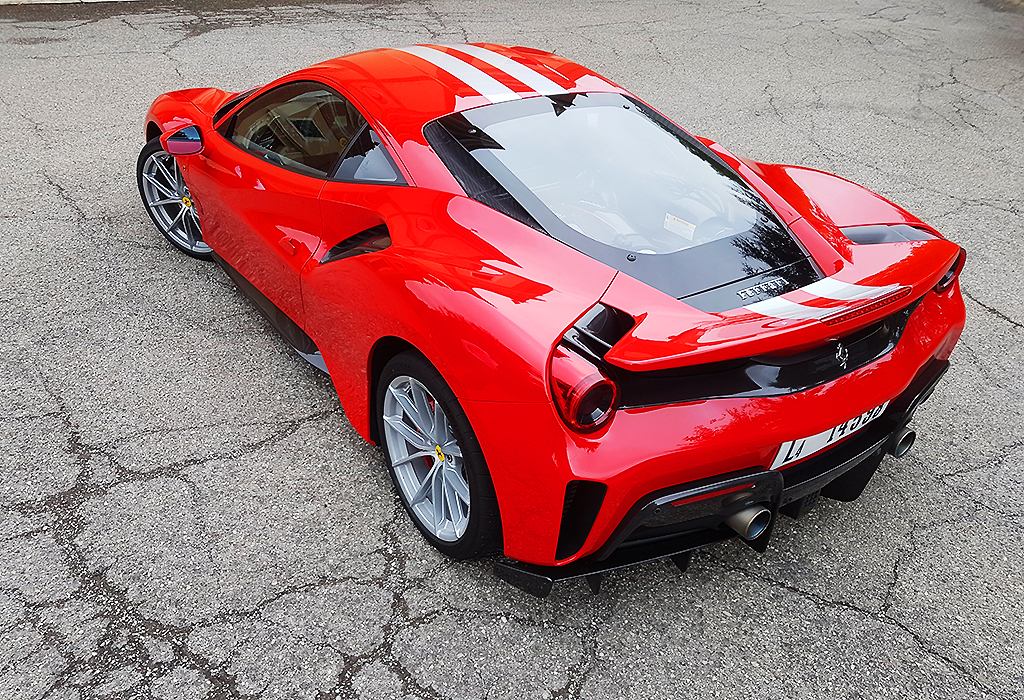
[141, 150, 210, 255]
[383, 375, 470, 542]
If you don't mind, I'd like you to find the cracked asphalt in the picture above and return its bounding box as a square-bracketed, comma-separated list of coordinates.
[1, 0, 1022, 698]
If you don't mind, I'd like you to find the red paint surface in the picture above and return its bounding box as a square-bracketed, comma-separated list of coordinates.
[144, 44, 966, 566]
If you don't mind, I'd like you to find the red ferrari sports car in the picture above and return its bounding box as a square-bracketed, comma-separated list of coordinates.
[138, 44, 965, 597]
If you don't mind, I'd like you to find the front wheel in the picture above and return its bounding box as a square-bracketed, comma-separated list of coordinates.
[377, 351, 502, 559]
[136, 138, 211, 259]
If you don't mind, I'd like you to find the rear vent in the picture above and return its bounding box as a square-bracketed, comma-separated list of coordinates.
[555, 480, 608, 561]
[561, 304, 636, 362]
[840, 224, 937, 244]
[320, 225, 391, 264]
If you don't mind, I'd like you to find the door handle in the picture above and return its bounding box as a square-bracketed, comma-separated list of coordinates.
[278, 237, 298, 256]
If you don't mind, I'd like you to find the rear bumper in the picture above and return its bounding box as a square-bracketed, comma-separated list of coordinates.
[495, 358, 948, 597]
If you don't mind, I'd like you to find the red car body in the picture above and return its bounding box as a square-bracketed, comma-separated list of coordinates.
[143, 45, 965, 594]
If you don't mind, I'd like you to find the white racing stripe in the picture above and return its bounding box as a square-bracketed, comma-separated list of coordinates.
[397, 45, 519, 103]
[800, 278, 901, 301]
[744, 297, 835, 320]
[444, 44, 567, 95]
[744, 277, 901, 320]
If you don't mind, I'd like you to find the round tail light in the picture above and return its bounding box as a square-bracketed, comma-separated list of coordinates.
[549, 343, 618, 433]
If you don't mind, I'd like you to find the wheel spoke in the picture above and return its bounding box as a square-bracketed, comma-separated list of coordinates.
[168, 205, 187, 227]
[444, 474, 468, 535]
[383, 414, 433, 451]
[430, 464, 445, 535]
[410, 385, 434, 439]
[144, 173, 176, 199]
[441, 476, 457, 524]
[434, 407, 453, 447]
[389, 385, 428, 432]
[442, 443, 462, 458]
[153, 157, 176, 188]
[445, 465, 470, 504]
[407, 460, 441, 505]
[151, 196, 181, 206]
[391, 449, 433, 467]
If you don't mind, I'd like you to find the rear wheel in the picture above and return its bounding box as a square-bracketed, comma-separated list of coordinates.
[377, 351, 502, 559]
[137, 138, 211, 259]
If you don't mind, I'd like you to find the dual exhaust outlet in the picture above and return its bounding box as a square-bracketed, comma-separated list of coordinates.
[725, 427, 917, 541]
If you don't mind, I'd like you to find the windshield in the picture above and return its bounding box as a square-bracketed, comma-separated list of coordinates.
[426, 93, 814, 305]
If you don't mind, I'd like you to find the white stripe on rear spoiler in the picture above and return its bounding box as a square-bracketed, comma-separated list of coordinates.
[744, 297, 835, 320]
[800, 278, 901, 301]
[444, 44, 566, 95]
[744, 279, 903, 320]
[397, 45, 519, 103]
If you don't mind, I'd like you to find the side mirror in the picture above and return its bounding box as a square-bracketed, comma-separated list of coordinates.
[162, 125, 204, 156]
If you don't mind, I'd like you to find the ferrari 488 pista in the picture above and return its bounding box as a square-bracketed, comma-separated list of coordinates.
[138, 44, 966, 596]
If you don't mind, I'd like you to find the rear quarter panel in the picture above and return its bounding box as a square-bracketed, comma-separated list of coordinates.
[301, 190, 618, 442]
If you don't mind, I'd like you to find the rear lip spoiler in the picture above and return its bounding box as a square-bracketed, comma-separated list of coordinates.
[493, 358, 949, 598]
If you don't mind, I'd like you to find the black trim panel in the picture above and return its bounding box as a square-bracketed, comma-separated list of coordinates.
[563, 298, 921, 408]
[212, 252, 319, 355]
[555, 480, 608, 561]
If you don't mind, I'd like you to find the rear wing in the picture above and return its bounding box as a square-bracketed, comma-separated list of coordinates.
[600, 238, 963, 371]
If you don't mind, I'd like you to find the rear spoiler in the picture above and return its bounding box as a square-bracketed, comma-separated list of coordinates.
[600, 238, 963, 372]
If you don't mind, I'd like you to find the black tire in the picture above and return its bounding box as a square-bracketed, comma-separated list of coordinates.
[377, 350, 503, 559]
[136, 137, 212, 260]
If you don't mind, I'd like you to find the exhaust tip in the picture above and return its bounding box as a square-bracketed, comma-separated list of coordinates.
[891, 428, 916, 458]
[725, 505, 772, 541]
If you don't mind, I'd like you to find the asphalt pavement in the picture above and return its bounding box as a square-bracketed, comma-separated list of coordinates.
[1, 1, 1022, 698]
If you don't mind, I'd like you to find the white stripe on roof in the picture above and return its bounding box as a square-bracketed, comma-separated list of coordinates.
[397, 45, 519, 103]
[445, 44, 566, 95]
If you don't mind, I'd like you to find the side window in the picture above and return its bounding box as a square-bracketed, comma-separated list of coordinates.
[334, 126, 404, 184]
[223, 81, 366, 177]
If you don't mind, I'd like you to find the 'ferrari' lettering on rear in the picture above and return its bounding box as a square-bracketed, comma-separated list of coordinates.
[736, 277, 786, 300]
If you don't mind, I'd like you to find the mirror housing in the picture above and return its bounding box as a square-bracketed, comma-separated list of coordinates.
[161, 125, 203, 156]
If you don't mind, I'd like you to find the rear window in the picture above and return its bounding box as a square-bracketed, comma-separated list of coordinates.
[424, 93, 807, 302]
[427, 93, 772, 255]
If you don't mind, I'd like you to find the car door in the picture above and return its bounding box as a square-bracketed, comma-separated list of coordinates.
[300, 122, 411, 380]
[188, 80, 367, 325]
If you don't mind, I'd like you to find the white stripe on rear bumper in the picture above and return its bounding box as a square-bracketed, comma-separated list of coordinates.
[397, 45, 519, 103]
[445, 44, 566, 95]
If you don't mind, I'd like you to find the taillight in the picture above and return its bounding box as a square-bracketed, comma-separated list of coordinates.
[934, 247, 966, 293]
[549, 343, 618, 433]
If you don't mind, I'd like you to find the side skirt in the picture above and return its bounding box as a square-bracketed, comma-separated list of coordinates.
[211, 252, 329, 375]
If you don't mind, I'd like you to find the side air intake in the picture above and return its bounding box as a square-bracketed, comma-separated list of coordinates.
[555, 480, 608, 561]
[320, 225, 391, 264]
